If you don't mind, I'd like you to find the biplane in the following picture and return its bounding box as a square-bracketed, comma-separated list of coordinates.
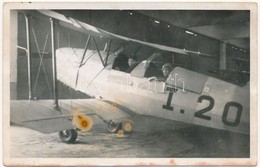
[10, 10, 249, 144]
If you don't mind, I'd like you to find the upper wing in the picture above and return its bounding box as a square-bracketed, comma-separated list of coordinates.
[38, 10, 212, 57]
[10, 99, 130, 134]
[38, 10, 111, 38]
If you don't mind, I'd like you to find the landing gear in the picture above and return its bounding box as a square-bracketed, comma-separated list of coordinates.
[59, 129, 78, 143]
[106, 120, 133, 134]
[106, 120, 122, 133]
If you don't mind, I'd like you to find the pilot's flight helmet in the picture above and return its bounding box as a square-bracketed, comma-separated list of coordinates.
[162, 63, 173, 71]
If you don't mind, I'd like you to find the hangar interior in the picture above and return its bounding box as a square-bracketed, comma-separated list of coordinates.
[7, 9, 252, 159]
[10, 10, 249, 100]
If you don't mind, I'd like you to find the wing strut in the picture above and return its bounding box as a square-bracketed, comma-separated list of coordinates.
[75, 35, 91, 88]
[25, 14, 33, 100]
[79, 35, 91, 68]
[92, 37, 105, 66]
[104, 39, 112, 66]
[50, 18, 60, 111]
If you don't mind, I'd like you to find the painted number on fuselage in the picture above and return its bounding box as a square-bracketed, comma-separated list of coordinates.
[194, 95, 214, 120]
[162, 88, 178, 111]
[222, 102, 243, 127]
[195, 95, 243, 127]
[162, 93, 243, 127]
[162, 91, 174, 111]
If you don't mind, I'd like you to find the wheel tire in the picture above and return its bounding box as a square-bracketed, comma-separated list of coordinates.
[59, 129, 78, 143]
[106, 120, 122, 133]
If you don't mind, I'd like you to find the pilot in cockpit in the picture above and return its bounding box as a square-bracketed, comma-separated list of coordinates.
[113, 52, 138, 73]
[148, 63, 173, 82]
[161, 63, 173, 80]
[126, 54, 138, 73]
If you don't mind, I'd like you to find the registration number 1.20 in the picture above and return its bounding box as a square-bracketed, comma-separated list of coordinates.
[162, 93, 243, 127]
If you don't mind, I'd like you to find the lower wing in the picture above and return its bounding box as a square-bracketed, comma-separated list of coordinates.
[10, 99, 130, 134]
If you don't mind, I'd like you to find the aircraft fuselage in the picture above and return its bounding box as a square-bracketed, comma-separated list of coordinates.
[56, 48, 249, 135]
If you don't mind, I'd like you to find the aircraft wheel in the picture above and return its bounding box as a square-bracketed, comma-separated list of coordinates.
[59, 129, 78, 143]
[106, 120, 122, 133]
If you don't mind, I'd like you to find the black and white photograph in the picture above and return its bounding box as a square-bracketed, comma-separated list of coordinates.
[3, 2, 257, 166]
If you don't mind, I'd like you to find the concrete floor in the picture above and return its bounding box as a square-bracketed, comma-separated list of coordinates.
[10, 123, 249, 158]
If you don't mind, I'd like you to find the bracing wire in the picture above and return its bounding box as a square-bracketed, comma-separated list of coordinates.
[56, 21, 92, 100]
[58, 23, 82, 61]
[31, 26, 53, 98]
